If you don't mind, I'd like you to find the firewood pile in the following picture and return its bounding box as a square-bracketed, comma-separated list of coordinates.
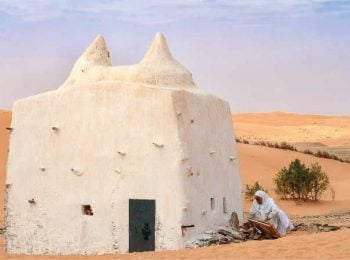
[185, 211, 345, 248]
[185, 221, 274, 248]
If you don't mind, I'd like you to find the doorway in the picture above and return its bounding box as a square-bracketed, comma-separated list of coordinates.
[129, 199, 155, 252]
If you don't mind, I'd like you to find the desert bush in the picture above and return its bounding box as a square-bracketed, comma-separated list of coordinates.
[303, 149, 349, 163]
[243, 139, 250, 144]
[245, 138, 350, 164]
[254, 140, 266, 146]
[314, 150, 345, 162]
[274, 159, 329, 201]
[309, 163, 329, 201]
[274, 168, 290, 200]
[279, 141, 297, 151]
[245, 181, 268, 201]
[302, 149, 314, 155]
[235, 137, 249, 144]
[253, 140, 297, 151]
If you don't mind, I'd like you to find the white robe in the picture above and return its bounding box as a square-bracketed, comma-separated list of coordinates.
[249, 190, 293, 236]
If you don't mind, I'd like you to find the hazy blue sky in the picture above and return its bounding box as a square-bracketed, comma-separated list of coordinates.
[0, 0, 349, 115]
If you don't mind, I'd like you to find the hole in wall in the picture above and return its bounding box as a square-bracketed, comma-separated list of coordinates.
[181, 225, 195, 237]
[210, 198, 215, 210]
[82, 205, 94, 216]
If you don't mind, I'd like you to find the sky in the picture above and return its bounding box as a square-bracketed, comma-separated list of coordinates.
[0, 0, 349, 115]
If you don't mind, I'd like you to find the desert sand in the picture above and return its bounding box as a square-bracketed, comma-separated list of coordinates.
[233, 112, 350, 161]
[233, 112, 350, 145]
[1, 229, 350, 259]
[1, 111, 350, 259]
[238, 143, 350, 216]
[0, 110, 11, 228]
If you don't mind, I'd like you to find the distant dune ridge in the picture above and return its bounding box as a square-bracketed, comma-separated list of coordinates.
[233, 112, 350, 161]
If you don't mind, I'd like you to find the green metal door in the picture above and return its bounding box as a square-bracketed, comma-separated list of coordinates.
[129, 199, 155, 252]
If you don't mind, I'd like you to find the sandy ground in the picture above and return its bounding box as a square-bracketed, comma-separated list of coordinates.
[1, 110, 350, 259]
[233, 112, 350, 160]
[1, 229, 350, 259]
[0, 110, 11, 228]
[233, 112, 350, 145]
[238, 143, 350, 216]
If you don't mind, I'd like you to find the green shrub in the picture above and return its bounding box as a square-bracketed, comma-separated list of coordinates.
[309, 163, 329, 201]
[274, 159, 329, 201]
[245, 181, 268, 201]
[274, 167, 290, 200]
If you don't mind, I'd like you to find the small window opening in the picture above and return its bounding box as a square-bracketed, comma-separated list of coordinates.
[223, 197, 227, 214]
[82, 205, 94, 216]
[210, 197, 215, 210]
[181, 225, 195, 237]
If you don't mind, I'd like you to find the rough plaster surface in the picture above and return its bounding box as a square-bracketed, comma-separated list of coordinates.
[5, 33, 242, 254]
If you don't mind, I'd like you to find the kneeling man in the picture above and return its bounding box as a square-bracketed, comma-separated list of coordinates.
[249, 190, 294, 236]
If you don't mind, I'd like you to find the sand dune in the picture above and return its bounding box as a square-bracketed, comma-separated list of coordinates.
[233, 111, 350, 144]
[238, 143, 350, 216]
[234, 111, 350, 127]
[233, 112, 350, 160]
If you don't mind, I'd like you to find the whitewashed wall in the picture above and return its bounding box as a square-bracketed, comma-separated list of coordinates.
[5, 83, 242, 254]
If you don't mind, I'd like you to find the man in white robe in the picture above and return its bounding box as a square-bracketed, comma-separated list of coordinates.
[249, 190, 294, 236]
